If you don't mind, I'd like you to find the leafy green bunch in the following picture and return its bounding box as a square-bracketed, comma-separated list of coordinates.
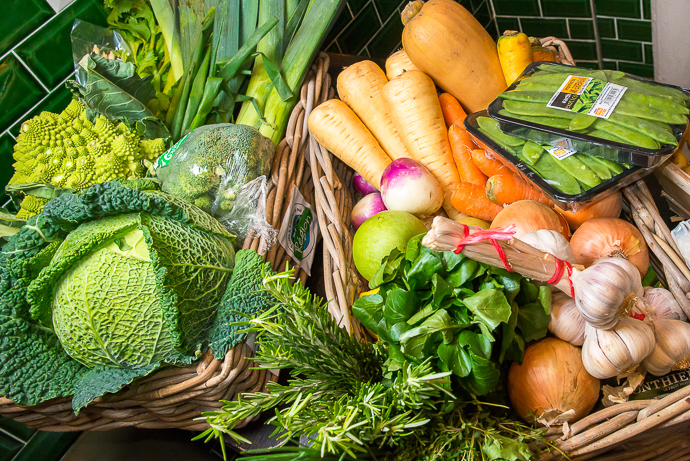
[104, 0, 173, 98]
[199, 268, 550, 461]
[353, 234, 552, 397]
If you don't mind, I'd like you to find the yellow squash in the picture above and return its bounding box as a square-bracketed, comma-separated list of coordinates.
[497, 31, 532, 85]
[401, 0, 507, 113]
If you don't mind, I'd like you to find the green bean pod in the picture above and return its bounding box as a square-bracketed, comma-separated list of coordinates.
[476, 117, 526, 147]
[521, 141, 543, 165]
[559, 156, 601, 188]
[590, 119, 660, 149]
[569, 113, 598, 131]
[623, 92, 689, 114]
[586, 129, 628, 144]
[497, 110, 572, 130]
[614, 99, 687, 125]
[518, 151, 581, 195]
[577, 154, 612, 180]
[611, 76, 689, 104]
[607, 113, 677, 145]
[503, 100, 575, 119]
[499, 91, 552, 104]
[476, 127, 517, 155]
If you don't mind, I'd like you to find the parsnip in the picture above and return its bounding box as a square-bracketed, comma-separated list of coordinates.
[337, 61, 410, 160]
[382, 70, 464, 219]
[308, 99, 391, 189]
[384, 49, 419, 80]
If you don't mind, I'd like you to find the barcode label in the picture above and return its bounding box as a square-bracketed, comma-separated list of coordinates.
[547, 75, 627, 119]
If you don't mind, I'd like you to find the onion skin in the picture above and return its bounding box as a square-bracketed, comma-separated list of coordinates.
[380, 158, 443, 215]
[491, 200, 568, 240]
[570, 217, 649, 277]
[352, 193, 387, 231]
[508, 338, 600, 425]
[555, 192, 622, 232]
[353, 172, 378, 195]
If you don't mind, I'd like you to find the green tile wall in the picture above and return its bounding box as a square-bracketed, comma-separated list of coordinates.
[489, 0, 654, 79]
[327, 0, 497, 58]
[0, 0, 107, 207]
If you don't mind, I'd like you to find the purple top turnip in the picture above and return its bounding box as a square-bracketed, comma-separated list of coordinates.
[380, 158, 443, 215]
[353, 172, 378, 195]
[351, 193, 387, 231]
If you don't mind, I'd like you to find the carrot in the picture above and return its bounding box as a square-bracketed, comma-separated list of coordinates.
[471, 148, 510, 177]
[486, 173, 553, 206]
[385, 49, 419, 80]
[448, 125, 487, 187]
[451, 182, 503, 222]
[439, 93, 468, 127]
[308, 99, 391, 189]
[337, 61, 410, 160]
[382, 70, 464, 219]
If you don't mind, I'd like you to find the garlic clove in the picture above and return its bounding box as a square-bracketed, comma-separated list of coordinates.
[582, 318, 655, 379]
[582, 325, 621, 379]
[642, 287, 686, 321]
[549, 292, 586, 346]
[643, 319, 690, 376]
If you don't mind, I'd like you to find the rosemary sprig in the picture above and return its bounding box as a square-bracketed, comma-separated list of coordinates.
[197, 268, 550, 461]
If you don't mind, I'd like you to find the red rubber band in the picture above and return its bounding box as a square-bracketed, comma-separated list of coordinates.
[631, 312, 645, 321]
[454, 224, 515, 271]
[564, 261, 575, 298]
[547, 258, 565, 284]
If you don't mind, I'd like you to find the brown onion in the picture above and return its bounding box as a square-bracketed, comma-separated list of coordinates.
[508, 338, 600, 425]
[555, 192, 622, 232]
[570, 217, 649, 277]
[491, 200, 568, 241]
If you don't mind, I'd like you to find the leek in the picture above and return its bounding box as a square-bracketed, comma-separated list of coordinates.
[150, 0, 184, 82]
[235, 2, 286, 128]
[258, 0, 345, 144]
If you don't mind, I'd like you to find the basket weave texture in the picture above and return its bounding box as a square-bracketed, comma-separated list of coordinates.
[308, 44, 690, 460]
[0, 57, 326, 432]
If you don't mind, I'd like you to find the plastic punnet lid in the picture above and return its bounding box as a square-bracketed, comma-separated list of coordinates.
[488, 61, 690, 167]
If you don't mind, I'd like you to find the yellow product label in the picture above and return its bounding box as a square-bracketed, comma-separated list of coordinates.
[561, 76, 589, 94]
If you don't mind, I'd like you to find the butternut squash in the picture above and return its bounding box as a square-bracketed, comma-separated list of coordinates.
[401, 0, 507, 113]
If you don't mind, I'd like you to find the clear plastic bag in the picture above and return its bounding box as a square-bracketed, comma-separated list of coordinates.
[672, 220, 690, 270]
[154, 123, 276, 239]
[70, 20, 130, 86]
[216, 176, 277, 247]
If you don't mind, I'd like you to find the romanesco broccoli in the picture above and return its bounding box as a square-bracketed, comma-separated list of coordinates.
[9, 100, 167, 217]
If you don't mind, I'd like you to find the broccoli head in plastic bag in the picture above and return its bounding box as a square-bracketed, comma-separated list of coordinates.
[155, 124, 275, 216]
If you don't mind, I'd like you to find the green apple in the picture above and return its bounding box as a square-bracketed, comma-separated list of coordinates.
[353, 211, 427, 281]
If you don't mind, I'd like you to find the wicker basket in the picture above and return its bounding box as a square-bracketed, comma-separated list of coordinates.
[307, 45, 690, 460]
[0, 57, 324, 432]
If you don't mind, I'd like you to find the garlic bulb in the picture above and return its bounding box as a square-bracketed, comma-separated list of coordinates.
[641, 287, 686, 321]
[582, 317, 655, 379]
[593, 256, 644, 298]
[518, 230, 575, 263]
[549, 292, 586, 346]
[572, 257, 645, 330]
[643, 319, 690, 376]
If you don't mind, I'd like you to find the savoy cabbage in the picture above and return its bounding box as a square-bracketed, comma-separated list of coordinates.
[0, 180, 241, 411]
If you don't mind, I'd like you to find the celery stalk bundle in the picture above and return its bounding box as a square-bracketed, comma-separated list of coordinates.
[154, 0, 345, 144]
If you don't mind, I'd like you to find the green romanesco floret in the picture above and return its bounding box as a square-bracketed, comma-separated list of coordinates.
[208, 249, 276, 357]
[8, 100, 168, 216]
